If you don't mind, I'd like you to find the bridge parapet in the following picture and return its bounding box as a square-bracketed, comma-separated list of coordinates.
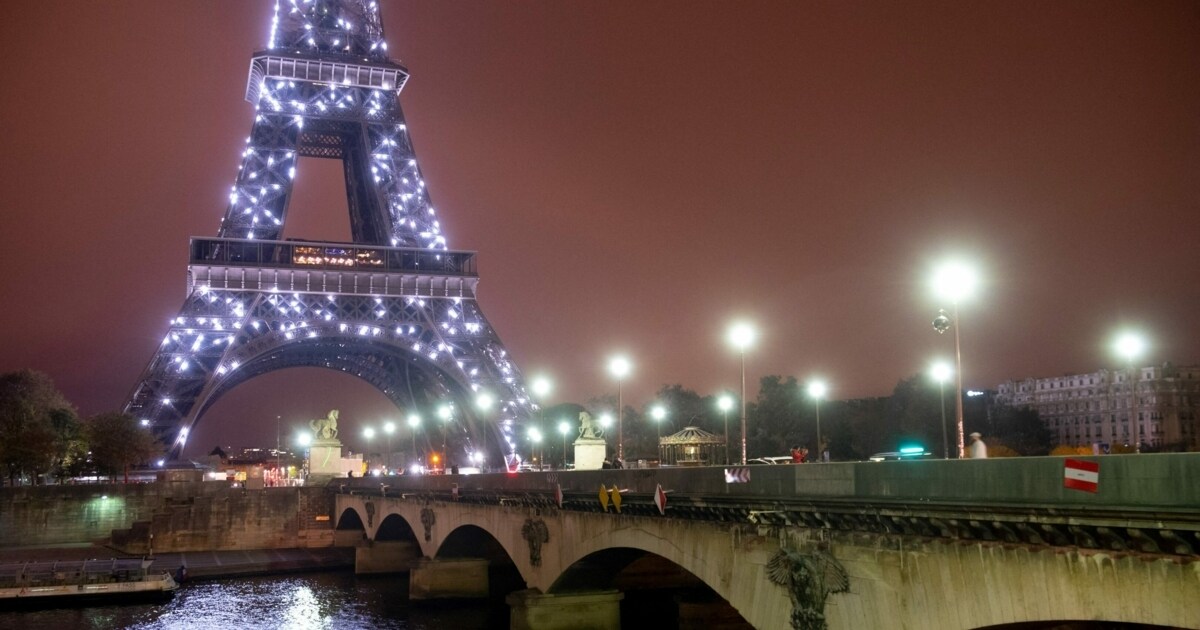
[348, 454, 1200, 557]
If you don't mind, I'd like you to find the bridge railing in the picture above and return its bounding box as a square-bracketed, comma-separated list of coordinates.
[343, 453, 1200, 512]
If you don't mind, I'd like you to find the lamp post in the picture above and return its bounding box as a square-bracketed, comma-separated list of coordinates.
[558, 420, 570, 468]
[598, 413, 613, 460]
[528, 427, 543, 470]
[1114, 332, 1147, 453]
[608, 356, 632, 463]
[807, 380, 827, 461]
[362, 426, 375, 472]
[930, 362, 953, 459]
[296, 431, 312, 480]
[437, 404, 452, 468]
[406, 413, 421, 469]
[651, 404, 667, 461]
[931, 260, 978, 459]
[383, 421, 395, 471]
[531, 376, 552, 471]
[717, 394, 734, 464]
[727, 321, 756, 465]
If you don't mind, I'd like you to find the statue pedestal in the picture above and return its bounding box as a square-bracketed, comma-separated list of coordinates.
[573, 439, 607, 471]
[308, 439, 362, 477]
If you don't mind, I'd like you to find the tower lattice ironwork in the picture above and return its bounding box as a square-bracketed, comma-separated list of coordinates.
[124, 0, 535, 460]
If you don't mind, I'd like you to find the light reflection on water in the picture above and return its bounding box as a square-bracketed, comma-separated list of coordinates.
[0, 572, 499, 630]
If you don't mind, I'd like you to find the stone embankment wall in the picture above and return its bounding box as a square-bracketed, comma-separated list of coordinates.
[0, 481, 336, 553]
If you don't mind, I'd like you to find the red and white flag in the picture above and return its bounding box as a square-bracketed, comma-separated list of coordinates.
[1063, 458, 1099, 493]
[554, 483, 563, 509]
[654, 484, 667, 515]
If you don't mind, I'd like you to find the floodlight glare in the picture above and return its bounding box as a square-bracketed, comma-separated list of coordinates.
[931, 260, 979, 304]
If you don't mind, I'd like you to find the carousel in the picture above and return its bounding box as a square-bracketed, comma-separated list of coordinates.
[658, 426, 727, 466]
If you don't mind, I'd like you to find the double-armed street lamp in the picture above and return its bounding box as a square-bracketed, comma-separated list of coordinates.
[931, 260, 979, 459]
[717, 394, 734, 464]
[727, 321, 757, 465]
[608, 356, 632, 463]
[1114, 332, 1147, 453]
[930, 361, 953, 459]
[807, 380, 827, 462]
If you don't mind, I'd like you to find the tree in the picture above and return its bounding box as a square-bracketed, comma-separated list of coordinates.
[49, 407, 87, 482]
[884, 374, 944, 456]
[0, 370, 76, 485]
[85, 412, 159, 482]
[747, 375, 806, 457]
[987, 405, 1052, 456]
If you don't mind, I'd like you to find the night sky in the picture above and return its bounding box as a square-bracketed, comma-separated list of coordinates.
[2, 1, 1197, 456]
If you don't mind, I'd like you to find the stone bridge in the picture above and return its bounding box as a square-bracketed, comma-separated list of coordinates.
[336, 454, 1200, 630]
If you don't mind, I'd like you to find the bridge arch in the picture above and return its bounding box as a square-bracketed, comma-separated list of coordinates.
[553, 547, 750, 627]
[335, 505, 366, 531]
[374, 512, 420, 543]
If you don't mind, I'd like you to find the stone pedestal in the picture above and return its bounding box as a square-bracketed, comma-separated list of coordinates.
[507, 589, 624, 630]
[409, 558, 489, 600]
[573, 439, 607, 471]
[355, 540, 421, 574]
[308, 439, 363, 477]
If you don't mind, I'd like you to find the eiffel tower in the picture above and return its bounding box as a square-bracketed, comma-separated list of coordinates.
[124, 0, 535, 459]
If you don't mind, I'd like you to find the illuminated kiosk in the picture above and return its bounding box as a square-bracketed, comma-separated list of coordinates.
[573, 412, 607, 470]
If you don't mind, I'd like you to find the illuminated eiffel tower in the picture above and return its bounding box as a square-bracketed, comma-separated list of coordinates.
[124, 0, 534, 459]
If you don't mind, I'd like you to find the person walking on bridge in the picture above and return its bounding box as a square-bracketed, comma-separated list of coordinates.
[969, 432, 988, 459]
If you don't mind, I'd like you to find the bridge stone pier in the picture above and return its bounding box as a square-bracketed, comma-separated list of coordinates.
[337, 453, 1200, 630]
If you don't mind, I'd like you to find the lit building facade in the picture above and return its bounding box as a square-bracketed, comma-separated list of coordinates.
[995, 364, 1200, 449]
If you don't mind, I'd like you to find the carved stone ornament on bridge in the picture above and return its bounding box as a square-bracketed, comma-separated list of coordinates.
[364, 501, 375, 528]
[420, 508, 435, 542]
[766, 548, 850, 630]
[521, 518, 550, 566]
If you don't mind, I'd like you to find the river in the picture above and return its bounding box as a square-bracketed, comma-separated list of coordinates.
[0, 571, 503, 630]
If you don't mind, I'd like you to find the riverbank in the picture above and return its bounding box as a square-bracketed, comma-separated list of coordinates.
[0, 545, 354, 581]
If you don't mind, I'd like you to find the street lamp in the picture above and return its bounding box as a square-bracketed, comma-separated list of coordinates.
[608, 356, 632, 463]
[717, 394, 734, 464]
[437, 404, 453, 465]
[727, 321, 756, 465]
[1114, 332, 1147, 453]
[930, 361, 953, 459]
[807, 380, 827, 462]
[407, 413, 422, 468]
[931, 260, 978, 459]
[362, 427, 375, 471]
[650, 404, 667, 461]
[558, 420, 570, 468]
[531, 376, 553, 470]
[296, 431, 312, 479]
[528, 427, 543, 470]
[383, 421, 396, 471]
